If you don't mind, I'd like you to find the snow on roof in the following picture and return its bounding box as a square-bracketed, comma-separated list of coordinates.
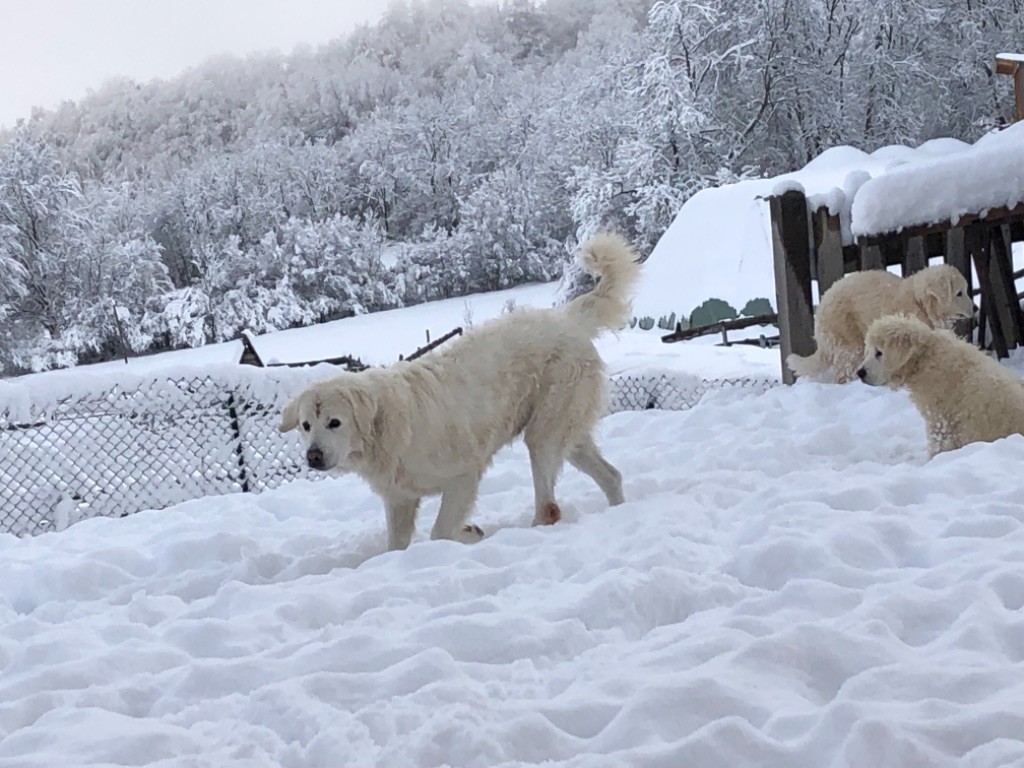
[850, 122, 1024, 238]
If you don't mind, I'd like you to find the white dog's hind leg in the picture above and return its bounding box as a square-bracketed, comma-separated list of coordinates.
[385, 496, 420, 551]
[527, 441, 566, 526]
[568, 437, 624, 506]
[431, 474, 485, 543]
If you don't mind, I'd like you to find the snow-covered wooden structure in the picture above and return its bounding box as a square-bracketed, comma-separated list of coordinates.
[770, 126, 1024, 384]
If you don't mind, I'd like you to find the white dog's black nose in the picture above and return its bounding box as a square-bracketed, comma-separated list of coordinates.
[856, 368, 867, 380]
[306, 447, 325, 470]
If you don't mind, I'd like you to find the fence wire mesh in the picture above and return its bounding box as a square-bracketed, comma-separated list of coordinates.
[1, 371, 777, 537]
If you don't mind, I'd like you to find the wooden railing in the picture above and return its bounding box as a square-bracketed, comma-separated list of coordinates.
[769, 189, 1024, 384]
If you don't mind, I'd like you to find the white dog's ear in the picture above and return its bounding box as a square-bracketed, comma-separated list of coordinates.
[346, 388, 378, 446]
[279, 396, 300, 433]
[913, 275, 942, 323]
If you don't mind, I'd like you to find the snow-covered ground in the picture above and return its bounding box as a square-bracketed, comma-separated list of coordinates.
[3, 378, 1024, 767]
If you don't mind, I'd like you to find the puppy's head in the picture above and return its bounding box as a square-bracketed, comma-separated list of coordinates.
[857, 314, 931, 387]
[912, 265, 974, 327]
[279, 379, 378, 472]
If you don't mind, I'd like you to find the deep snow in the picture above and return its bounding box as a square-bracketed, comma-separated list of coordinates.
[3, 379, 1024, 767]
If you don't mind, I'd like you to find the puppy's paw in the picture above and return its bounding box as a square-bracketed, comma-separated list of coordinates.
[533, 501, 562, 526]
[457, 524, 485, 543]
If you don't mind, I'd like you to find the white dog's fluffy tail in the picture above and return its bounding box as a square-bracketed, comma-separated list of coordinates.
[786, 349, 827, 379]
[565, 233, 640, 335]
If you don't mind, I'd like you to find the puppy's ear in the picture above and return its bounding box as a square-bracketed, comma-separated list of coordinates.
[279, 396, 300, 433]
[879, 322, 922, 379]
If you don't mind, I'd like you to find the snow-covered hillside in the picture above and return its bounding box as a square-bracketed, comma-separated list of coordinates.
[3, 379, 1024, 767]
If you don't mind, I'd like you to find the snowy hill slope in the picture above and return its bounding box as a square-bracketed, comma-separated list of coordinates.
[3, 381, 1024, 767]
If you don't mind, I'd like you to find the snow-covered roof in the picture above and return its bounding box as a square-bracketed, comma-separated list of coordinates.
[634, 124, 1024, 320]
[850, 122, 1024, 238]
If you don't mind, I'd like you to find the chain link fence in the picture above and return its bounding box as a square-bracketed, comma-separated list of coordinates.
[1, 369, 777, 537]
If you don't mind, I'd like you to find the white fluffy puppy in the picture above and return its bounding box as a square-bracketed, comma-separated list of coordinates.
[858, 314, 1024, 456]
[280, 234, 639, 550]
[788, 265, 975, 383]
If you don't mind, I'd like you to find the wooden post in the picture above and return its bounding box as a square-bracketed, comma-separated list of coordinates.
[968, 223, 1009, 358]
[903, 236, 927, 276]
[996, 54, 1024, 122]
[943, 227, 974, 342]
[859, 243, 884, 270]
[990, 223, 1024, 350]
[770, 189, 815, 385]
[812, 207, 844, 297]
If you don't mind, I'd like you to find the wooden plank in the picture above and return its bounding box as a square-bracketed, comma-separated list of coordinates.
[769, 190, 815, 385]
[903, 236, 927, 276]
[859, 243, 884, 271]
[661, 313, 778, 344]
[880, 238, 905, 270]
[944, 227, 970, 285]
[990, 223, 1024, 349]
[968, 223, 1009, 358]
[812, 207, 845, 297]
[858, 201, 1024, 244]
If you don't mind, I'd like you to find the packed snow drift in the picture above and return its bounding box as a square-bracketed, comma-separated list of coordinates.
[3, 377, 1024, 767]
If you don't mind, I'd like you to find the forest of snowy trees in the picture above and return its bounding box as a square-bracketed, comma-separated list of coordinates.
[1, 0, 1022, 373]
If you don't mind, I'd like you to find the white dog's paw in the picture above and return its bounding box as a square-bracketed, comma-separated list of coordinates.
[532, 501, 562, 526]
[457, 524, 485, 543]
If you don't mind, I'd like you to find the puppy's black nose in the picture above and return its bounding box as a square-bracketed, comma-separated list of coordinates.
[856, 368, 867, 380]
[306, 447, 325, 470]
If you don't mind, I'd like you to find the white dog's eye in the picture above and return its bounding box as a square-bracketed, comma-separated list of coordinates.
[302, 421, 311, 432]
[956, 290, 964, 297]
[327, 418, 341, 429]
[874, 349, 882, 359]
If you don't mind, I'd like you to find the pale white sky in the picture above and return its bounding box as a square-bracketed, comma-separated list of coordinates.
[0, 0, 394, 129]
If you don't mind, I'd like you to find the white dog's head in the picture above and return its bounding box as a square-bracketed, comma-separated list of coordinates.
[911, 265, 975, 328]
[857, 314, 933, 387]
[279, 376, 404, 472]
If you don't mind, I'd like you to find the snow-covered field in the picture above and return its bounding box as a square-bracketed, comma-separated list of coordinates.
[3, 376, 1024, 767]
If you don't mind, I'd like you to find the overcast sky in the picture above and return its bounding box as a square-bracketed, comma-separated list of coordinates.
[0, 0, 394, 129]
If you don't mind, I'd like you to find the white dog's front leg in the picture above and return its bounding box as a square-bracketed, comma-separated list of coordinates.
[431, 474, 484, 543]
[385, 496, 420, 551]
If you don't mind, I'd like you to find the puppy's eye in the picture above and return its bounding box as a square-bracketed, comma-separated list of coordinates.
[302, 421, 311, 432]
[874, 349, 883, 359]
[327, 418, 341, 429]
[956, 290, 964, 297]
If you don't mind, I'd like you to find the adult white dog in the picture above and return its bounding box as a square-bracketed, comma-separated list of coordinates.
[788, 265, 975, 383]
[280, 233, 639, 550]
[858, 314, 1024, 456]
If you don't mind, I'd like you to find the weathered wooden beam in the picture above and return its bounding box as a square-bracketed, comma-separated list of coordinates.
[661, 313, 778, 344]
[859, 243, 884, 271]
[990, 223, 1024, 349]
[812, 207, 845, 297]
[903, 236, 927, 276]
[968, 223, 1009, 358]
[769, 190, 815, 384]
[858, 201, 1024, 245]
